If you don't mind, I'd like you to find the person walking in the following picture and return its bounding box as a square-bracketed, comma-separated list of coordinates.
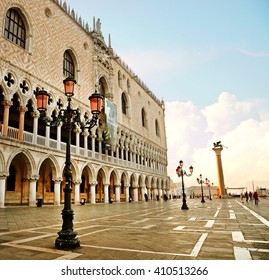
[253, 191, 259, 205]
[249, 191, 253, 201]
[245, 191, 249, 202]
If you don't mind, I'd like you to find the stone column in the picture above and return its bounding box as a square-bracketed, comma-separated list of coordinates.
[125, 185, 130, 202]
[2, 100, 12, 137]
[82, 131, 89, 156]
[28, 176, 39, 206]
[54, 179, 62, 206]
[91, 134, 96, 157]
[98, 137, 102, 154]
[158, 188, 163, 200]
[31, 111, 39, 144]
[141, 186, 146, 201]
[212, 145, 226, 197]
[45, 125, 50, 147]
[115, 185, 120, 202]
[74, 180, 81, 204]
[104, 184, 109, 203]
[90, 183, 96, 204]
[18, 106, 28, 140]
[0, 173, 8, 208]
[133, 185, 138, 202]
[153, 188, 157, 200]
[57, 124, 62, 150]
[75, 126, 81, 154]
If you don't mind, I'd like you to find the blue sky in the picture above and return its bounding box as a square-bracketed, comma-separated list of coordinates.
[67, 0, 269, 191]
[67, 0, 269, 106]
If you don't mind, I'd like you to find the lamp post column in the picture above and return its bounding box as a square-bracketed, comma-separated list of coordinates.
[180, 169, 188, 209]
[55, 99, 80, 249]
[176, 160, 193, 210]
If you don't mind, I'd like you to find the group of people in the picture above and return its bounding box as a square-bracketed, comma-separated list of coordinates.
[241, 190, 259, 205]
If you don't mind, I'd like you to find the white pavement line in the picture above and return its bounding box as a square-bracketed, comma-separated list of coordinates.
[232, 231, 245, 242]
[232, 231, 269, 244]
[229, 210, 236, 219]
[204, 220, 215, 228]
[82, 244, 190, 257]
[143, 225, 156, 229]
[173, 226, 185, 231]
[236, 200, 269, 227]
[6, 233, 55, 244]
[129, 218, 150, 225]
[248, 248, 269, 253]
[54, 253, 82, 260]
[190, 233, 208, 257]
[214, 210, 219, 218]
[139, 212, 155, 216]
[0, 209, 153, 237]
[233, 247, 252, 260]
[78, 228, 110, 238]
[189, 217, 196, 221]
[2, 242, 81, 259]
[0, 225, 62, 236]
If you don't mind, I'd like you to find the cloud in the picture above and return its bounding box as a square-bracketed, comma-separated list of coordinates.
[165, 100, 211, 181]
[166, 92, 269, 192]
[202, 92, 253, 136]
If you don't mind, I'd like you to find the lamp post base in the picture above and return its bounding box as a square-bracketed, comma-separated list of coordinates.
[181, 204, 189, 210]
[55, 231, 80, 250]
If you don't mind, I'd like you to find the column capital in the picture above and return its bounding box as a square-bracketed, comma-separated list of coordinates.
[31, 110, 40, 118]
[18, 106, 28, 113]
[73, 180, 82, 185]
[54, 177, 63, 183]
[0, 172, 9, 179]
[81, 131, 89, 137]
[27, 175, 39, 181]
[212, 146, 223, 155]
[2, 100, 12, 107]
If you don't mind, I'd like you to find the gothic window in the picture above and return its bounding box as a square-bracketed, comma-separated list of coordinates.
[127, 79, 130, 94]
[121, 92, 127, 115]
[155, 119, 160, 137]
[118, 71, 122, 87]
[99, 79, 105, 97]
[141, 108, 147, 128]
[4, 9, 26, 49]
[63, 50, 75, 78]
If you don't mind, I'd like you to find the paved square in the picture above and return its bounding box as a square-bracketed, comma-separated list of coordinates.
[0, 198, 269, 260]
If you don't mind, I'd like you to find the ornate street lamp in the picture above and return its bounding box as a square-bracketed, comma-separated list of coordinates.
[205, 178, 212, 200]
[197, 174, 205, 203]
[35, 78, 103, 249]
[176, 160, 193, 210]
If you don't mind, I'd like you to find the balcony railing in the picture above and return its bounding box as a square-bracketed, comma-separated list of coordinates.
[4, 126, 166, 176]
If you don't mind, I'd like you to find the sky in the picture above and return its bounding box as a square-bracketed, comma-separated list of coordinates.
[66, 0, 269, 192]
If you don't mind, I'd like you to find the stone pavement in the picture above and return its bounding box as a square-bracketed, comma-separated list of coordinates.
[0, 197, 269, 260]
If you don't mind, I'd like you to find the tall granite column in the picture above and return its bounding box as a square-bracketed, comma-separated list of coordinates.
[212, 145, 226, 197]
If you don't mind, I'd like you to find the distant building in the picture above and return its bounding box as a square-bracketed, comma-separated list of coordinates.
[187, 185, 219, 198]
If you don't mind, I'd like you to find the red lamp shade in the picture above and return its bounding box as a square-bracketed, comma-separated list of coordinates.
[189, 166, 193, 173]
[35, 88, 49, 111]
[179, 160, 183, 167]
[176, 166, 181, 174]
[89, 91, 103, 116]
[63, 77, 76, 97]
